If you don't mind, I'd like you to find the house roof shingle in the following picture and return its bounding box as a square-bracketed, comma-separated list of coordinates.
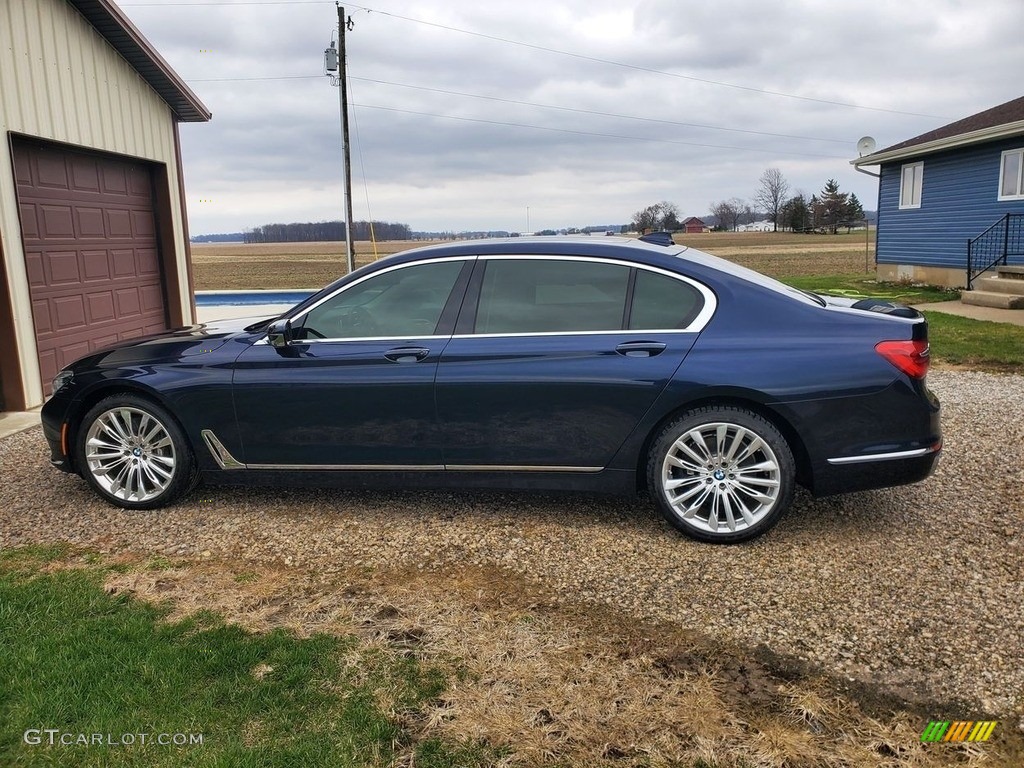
[68, 0, 211, 122]
[853, 95, 1024, 166]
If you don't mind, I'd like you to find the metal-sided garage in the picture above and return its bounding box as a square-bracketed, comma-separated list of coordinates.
[0, 0, 210, 411]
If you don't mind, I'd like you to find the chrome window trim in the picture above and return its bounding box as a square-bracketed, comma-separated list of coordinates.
[826, 445, 939, 465]
[260, 252, 718, 344]
[451, 330, 697, 340]
[289, 334, 452, 344]
[474, 254, 717, 334]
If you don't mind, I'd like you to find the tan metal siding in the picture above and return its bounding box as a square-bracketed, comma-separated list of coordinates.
[0, 0, 193, 408]
[0, 0, 178, 160]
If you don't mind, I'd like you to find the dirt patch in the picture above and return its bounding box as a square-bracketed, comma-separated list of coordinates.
[91, 553, 1020, 767]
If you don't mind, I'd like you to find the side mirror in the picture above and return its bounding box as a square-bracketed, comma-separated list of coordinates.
[267, 318, 293, 348]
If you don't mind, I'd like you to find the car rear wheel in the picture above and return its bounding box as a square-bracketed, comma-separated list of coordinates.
[76, 394, 198, 509]
[648, 406, 795, 543]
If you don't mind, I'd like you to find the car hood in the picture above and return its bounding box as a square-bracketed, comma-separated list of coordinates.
[70, 317, 266, 370]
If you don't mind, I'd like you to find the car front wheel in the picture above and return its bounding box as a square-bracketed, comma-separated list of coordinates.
[648, 406, 795, 543]
[76, 394, 197, 509]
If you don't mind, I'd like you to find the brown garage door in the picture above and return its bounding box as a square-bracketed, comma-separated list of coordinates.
[13, 139, 168, 396]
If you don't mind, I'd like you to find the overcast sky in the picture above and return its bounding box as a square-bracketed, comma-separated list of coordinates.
[119, 0, 1023, 235]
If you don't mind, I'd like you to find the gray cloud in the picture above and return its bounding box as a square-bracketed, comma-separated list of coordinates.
[125, 0, 1024, 234]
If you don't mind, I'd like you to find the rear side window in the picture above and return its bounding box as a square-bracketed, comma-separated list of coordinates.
[628, 270, 705, 330]
[475, 259, 630, 334]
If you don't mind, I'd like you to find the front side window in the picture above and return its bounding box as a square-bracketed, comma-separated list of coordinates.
[899, 161, 923, 209]
[999, 149, 1024, 200]
[299, 260, 464, 339]
[475, 258, 630, 334]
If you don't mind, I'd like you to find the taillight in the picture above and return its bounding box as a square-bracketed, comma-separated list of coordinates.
[875, 339, 930, 379]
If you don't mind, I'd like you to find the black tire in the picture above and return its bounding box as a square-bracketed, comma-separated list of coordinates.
[647, 405, 795, 543]
[75, 393, 199, 509]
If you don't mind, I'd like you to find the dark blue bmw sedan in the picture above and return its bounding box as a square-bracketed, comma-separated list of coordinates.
[41, 236, 941, 543]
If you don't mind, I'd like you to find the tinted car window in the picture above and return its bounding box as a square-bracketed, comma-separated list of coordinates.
[475, 259, 629, 334]
[628, 270, 705, 330]
[301, 260, 463, 339]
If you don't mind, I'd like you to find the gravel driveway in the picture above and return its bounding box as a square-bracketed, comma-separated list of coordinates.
[1, 370, 1022, 720]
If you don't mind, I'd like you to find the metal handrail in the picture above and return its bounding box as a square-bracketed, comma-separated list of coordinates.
[967, 213, 1024, 289]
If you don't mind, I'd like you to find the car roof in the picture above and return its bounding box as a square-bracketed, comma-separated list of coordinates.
[389, 235, 689, 261]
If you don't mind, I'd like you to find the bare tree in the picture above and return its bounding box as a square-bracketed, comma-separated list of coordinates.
[710, 198, 745, 231]
[753, 168, 790, 232]
[631, 201, 681, 233]
[658, 200, 681, 231]
[632, 203, 662, 233]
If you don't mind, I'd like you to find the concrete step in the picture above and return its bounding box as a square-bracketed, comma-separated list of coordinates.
[996, 265, 1024, 279]
[974, 276, 1024, 295]
[961, 290, 1024, 309]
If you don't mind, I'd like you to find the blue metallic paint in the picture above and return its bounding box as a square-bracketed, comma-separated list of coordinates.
[40, 237, 940, 504]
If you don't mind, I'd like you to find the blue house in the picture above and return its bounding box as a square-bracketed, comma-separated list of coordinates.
[853, 96, 1024, 305]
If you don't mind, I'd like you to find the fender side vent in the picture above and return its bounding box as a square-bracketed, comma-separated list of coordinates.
[201, 429, 246, 469]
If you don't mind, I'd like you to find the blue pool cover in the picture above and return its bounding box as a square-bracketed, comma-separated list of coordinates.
[195, 291, 315, 306]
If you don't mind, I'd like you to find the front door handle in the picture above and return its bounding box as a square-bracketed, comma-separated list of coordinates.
[384, 346, 430, 363]
[615, 341, 667, 358]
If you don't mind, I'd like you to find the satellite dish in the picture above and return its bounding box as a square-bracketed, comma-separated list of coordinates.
[857, 136, 877, 157]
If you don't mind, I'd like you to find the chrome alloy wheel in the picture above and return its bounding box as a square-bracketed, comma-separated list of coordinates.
[661, 421, 782, 535]
[84, 407, 177, 503]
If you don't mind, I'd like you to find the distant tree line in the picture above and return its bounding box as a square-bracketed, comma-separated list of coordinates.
[629, 169, 869, 236]
[243, 220, 412, 243]
[191, 232, 245, 243]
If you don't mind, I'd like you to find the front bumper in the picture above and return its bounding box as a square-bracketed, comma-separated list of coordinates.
[40, 391, 76, 473]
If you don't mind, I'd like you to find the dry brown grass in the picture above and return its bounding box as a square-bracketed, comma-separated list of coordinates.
[93, 553, 1010, 768]
[191, 232, 875, 289]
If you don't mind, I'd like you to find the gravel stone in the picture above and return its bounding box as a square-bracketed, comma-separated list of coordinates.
[1, 370, 1021, 715]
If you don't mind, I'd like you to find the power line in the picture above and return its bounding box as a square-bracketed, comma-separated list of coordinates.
[182, 73, 851, 145]
[122, 2, 330, 5]
[348, 75, 851, 145]
[187, 75, 321, 81]
[343, 3, 944, 120]
[124, 0, 943, 119]
[350, 102, 850, 160]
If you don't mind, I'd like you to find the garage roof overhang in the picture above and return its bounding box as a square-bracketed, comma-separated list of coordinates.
[67, 0, 211, 123]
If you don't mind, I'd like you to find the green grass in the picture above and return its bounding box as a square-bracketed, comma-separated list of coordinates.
[922, 311, 1024, 368]
[780, 275, 1022, 370]
[0, 547, 494, 767]
[782, 274, 959, 305]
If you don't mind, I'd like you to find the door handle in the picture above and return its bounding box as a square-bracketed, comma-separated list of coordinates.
[615, 341, 667, 358]
[384, 346, 430, 363]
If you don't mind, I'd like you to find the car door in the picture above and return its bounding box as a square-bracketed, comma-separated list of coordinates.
[435, 255, 714, 470]
[231, 257, 471, 467]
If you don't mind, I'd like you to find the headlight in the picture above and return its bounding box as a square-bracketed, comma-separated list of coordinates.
[52, 370, 74, 393]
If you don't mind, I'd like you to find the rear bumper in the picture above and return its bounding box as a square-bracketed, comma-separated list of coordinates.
[812, 440, 941, 496]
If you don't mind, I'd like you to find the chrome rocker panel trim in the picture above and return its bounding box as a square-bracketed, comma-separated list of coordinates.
[201, 430, 603, 473]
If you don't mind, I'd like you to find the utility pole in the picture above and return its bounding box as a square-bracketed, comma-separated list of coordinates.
[325, 5, 356, 273]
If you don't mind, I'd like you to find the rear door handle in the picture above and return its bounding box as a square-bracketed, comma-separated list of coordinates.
[384, 346, 430, 363]
[615, 341, 667, 358]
